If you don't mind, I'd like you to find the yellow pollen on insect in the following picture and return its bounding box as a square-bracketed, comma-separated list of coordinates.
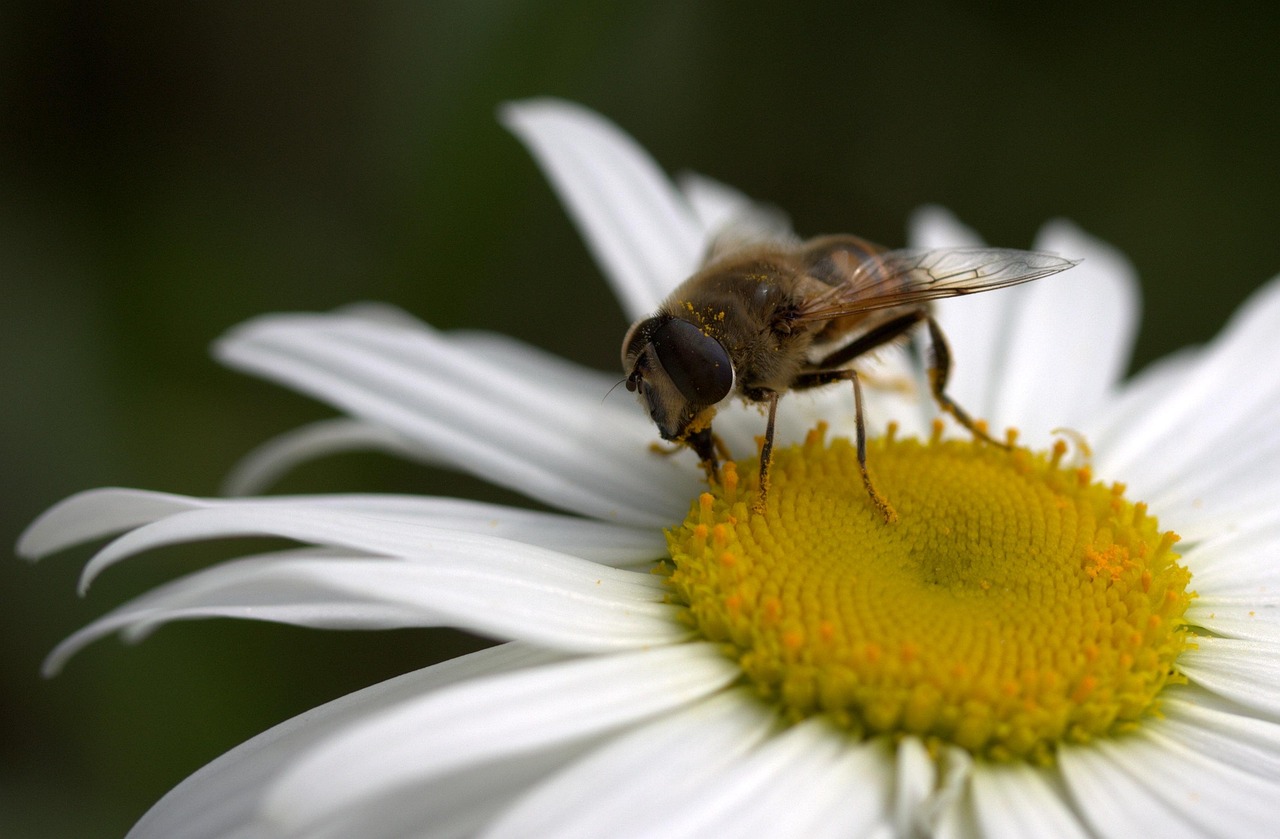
[664, 423, 1194, 764]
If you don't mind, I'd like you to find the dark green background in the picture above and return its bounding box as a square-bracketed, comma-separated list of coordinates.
[3, 3, 1277, 836]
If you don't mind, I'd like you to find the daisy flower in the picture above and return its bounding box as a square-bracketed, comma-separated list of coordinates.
[20, 98, 1280, 839]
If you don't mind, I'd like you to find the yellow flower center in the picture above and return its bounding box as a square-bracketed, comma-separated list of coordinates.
[665, 424, 1194, 763]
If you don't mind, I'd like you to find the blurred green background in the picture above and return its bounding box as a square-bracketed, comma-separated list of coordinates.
[3, 2, 1277, 835]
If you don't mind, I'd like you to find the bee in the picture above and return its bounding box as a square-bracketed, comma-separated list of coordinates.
[621, 233, 1078, 521]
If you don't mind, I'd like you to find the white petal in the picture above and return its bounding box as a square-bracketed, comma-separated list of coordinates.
[1141, 432, 1280, 541]
[449, 327, 630, 403]
[47, 547, 681, 674]
[1096, 274, 1280, 492]
[893, 736, 937, 837]
[1061, 725, 1280, 839]
[1160, 693, 1280, 780]
[76, 502, 671, 589]
[983, 220, 1139, 448]
[915, 208, 1025, 426]
[970, 763, 1091, 839]
[668, 721, 892, 839]
[908, 205, 987, 250]
[1182, 509, 1280, 586]
[677, 171, 795, 257]
[1187, 599, 1280, 642]
[22, 486, 660, 571]
[1089, 345, 1200, 460]
[215, 312, 699, 525]
[481, 688, 776, 839]
[18, 487, 208, 560]
[46, 550, 413, 675]
[29, 487, 665, 569]
[499, 98, 704, 320]
[262, 643, 739, 834]
[1177, 636, 1280, 719]
[127, 643, 567, 839]
[220, 418, 430, 496]
[677, 172, 764, 237]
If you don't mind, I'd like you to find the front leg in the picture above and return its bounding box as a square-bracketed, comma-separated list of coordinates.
[753, 390, 780, 513]
[685, 426, 722, 483]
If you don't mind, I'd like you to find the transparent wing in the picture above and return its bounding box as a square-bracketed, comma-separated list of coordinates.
[794, 247, 1080, 323]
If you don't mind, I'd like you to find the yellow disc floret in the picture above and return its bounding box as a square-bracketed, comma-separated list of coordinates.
[665, 424, 1193, 764]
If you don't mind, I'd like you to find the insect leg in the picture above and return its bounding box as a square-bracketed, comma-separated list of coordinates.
[792, 368, 898, 523]
[686, 426, 722, 483]
[925, 317, 1008, 449]
[753, 390, 780, 514]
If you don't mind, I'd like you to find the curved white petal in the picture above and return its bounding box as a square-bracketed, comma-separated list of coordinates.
[76, 502, 672, 590]
[499, 98, 704, 319]
[46, 550, 411, 675]
[481, 688, 776, 839]
[128, 643, 568, 839]
[26, 487, 664, 570]
[215, 312, 699, 526]
[221, 418, 431, 496]
[47, 546, 682, 674]
[262, 643, 739, 834]
[19, 487, 208, 561]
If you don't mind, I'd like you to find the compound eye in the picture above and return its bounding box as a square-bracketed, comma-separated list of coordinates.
[651, 319, 733, 406]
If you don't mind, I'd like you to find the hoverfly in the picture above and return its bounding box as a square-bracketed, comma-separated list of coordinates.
[621, 233, 1078, 521]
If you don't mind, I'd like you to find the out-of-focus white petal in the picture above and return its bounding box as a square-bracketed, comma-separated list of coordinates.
[221, 418, 429, 496]
[482, 688, 776, 839]
[688, 721, 888, 839]
[985, 219, 1140, 448]
[892, 736, 936, 836]
[677, 171, 794, 255]
[215, 312, 700, 526]
[970, 763, 1090, 839]
[262, 643, 739, 834]
[928, 216, 1139, 451]
[908, 205, 986, 250]
[1062, 724, 1280, 839]
[18, 488, 205, 561]
[912, 206, 1020, 427]
[677, 172, 761, 237]
[499, 98, 704, 319]
[127, 643, 567, 839]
